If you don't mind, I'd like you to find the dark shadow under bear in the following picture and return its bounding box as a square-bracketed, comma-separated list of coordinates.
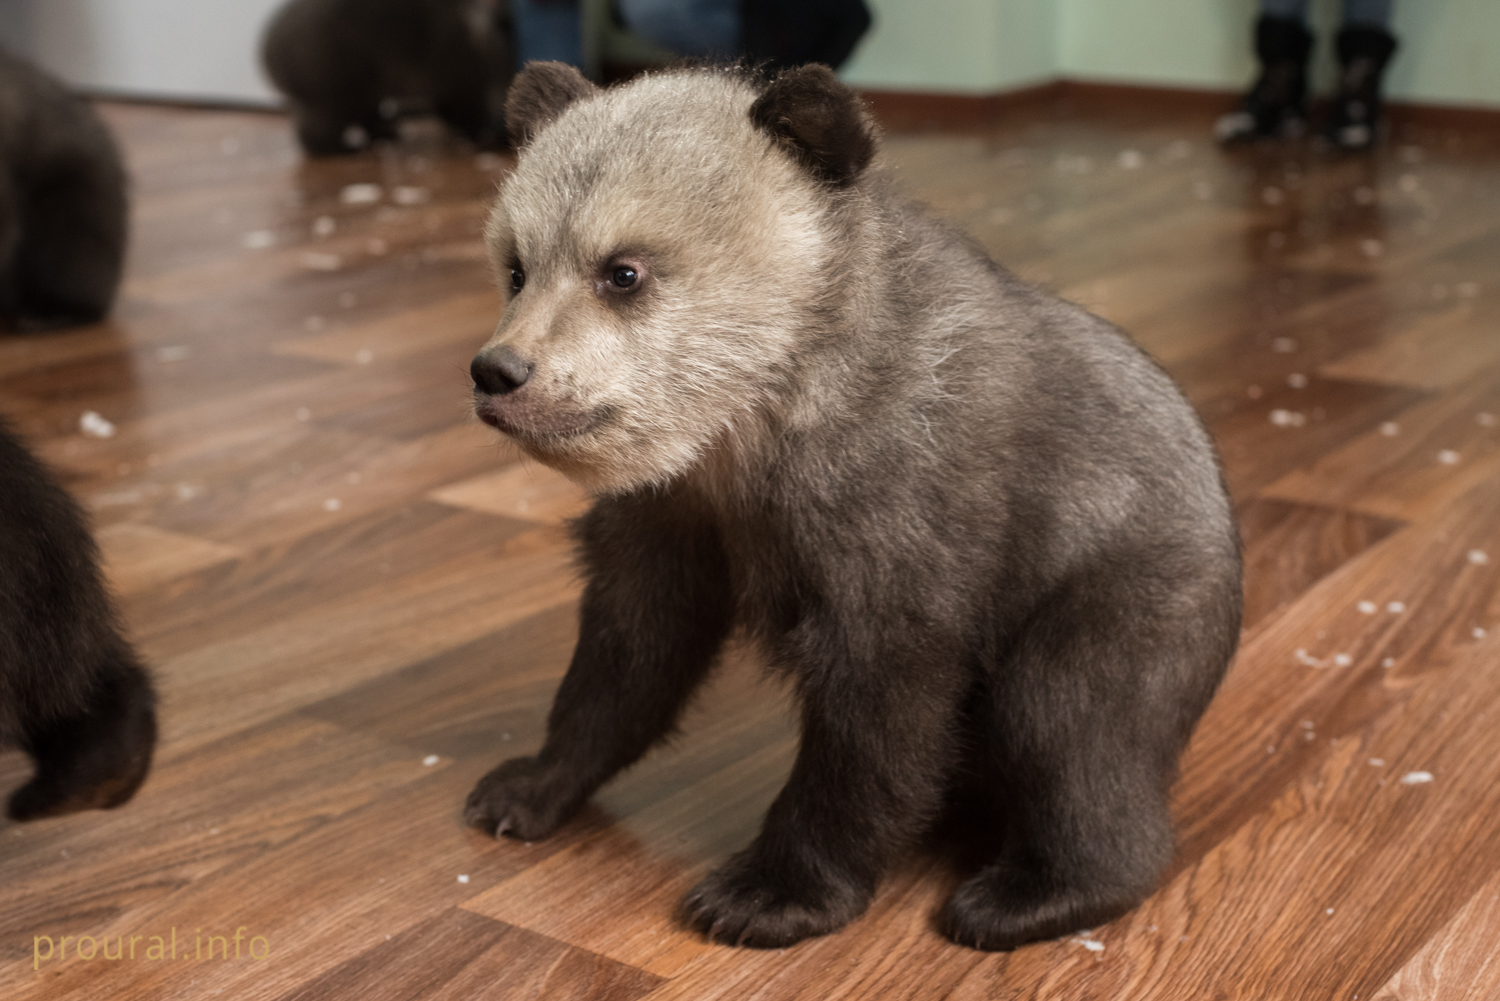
[466, 63, 1243, 951]
[261, 0, 514, 155]
[0, 420, 156, 821]
[0, 49, 127, 333]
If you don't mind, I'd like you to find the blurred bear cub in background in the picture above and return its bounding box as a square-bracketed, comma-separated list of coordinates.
[262, 0, 513, 154]
[0, 49, 127, 332]
[0, 421, 156, 821]
[465, 62, 1242, 951]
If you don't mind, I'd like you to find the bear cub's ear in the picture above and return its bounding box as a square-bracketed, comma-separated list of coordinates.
[750, 64, 877, 187]
[506, 61, 601, 147]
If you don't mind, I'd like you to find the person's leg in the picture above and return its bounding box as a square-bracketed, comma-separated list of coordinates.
[1214, 5, 1315, 144]
[1327, 0, 1398, 149]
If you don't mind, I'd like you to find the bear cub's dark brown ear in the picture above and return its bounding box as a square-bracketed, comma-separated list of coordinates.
[506, 61, 601, 147]
[750, 64, 877, 187]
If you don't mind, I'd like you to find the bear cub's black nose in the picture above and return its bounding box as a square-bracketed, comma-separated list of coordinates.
[471, 346, 533, 395]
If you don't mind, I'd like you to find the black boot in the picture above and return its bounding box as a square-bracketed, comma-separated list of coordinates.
[1326, 26, 1398, 150]
[1215, 16, 1314, 144]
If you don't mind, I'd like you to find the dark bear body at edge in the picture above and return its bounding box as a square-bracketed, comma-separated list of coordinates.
[465, 63, 1244, 951]
[0, 48, 127, 332]
[0, 420, 156, 821]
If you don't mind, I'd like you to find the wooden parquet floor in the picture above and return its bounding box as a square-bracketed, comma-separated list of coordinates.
[3, 97, 1500, 1000]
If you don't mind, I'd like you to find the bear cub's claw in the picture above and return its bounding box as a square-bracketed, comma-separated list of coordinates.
[681, 847, 869, 948]
[463, 755, 580, 841]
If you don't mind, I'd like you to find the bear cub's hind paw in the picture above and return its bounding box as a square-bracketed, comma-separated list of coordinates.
[939, 864, 1143, 952]
[464, 755, 581, 840]
[682, 847, 869, 948]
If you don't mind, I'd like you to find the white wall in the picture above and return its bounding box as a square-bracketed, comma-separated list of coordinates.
[842, 0, 1056, 94]
[0, 0, 284, 105]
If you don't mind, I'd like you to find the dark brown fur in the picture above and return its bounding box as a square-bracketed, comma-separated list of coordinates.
[466, 64, 1242, 951]
[0, 420, 156, 820]
[0, 48, 127, 332]
[261, 0, 513, 155]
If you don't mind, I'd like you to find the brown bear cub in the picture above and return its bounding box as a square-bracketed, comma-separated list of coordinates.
[0, 420, 156, 821]
[466, 62, 1242, 950]
[261, 0, 513, 155]
[0, 49, 127, 332]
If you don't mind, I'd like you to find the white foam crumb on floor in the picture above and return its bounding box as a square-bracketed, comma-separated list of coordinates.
[1325, 908, 1335, 915]
[457, 874, 470, 884]
[312, 215, 336, 237]
[1076, 938, 1105, 952]
[1287, 373, 1308, 388]
[1400, 771, 1434, 785]
[1469, 549, 1490, 565]
[323, 498, 342, 512]
[1379, 422, 1399, 436]
[1479, 412, 1497, 427]
[79, 410, 116, 438]
[1386, 601, 1406, 614]
[422, 755, 439, 766]
[302, 252, 343, 272]
[1294, 648, 1324, 668]
[1381, 657, 1397, 668]
[355, 349, 374, 364]
[1437, 450, 1461, 464]
[1369, 758, 1384, 766]
[157, 344, 191, 363]
[393, 185, 431, 205]
[1271, 337, 1298, 353]
[1332, 653, 1353, 667]
[1474, 627, 1488, 639]
[1360, 239, 1384, 257]
[1270, 409, 1306, 427]
[241, 229, 275, 249]
[1357, 601, 1378, 614]
[341, 183, 383, 204]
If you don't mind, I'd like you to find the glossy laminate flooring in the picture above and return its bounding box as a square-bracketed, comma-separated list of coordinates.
[3, 98, 1499, 1000]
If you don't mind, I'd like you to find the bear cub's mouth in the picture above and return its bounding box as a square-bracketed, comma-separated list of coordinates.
[473, 389, 606, 443]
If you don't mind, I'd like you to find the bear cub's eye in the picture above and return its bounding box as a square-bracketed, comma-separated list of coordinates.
[510, 267, 525, 292]
[612, 266, 638, 289]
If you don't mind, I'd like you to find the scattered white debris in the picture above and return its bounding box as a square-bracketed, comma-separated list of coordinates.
[1267, 744, 1276, 754]
[174, 482, 204, 501]
[1332, 653, 1353, 668]
[1325, 907, 1335, 915]
[242, 229, 276, 249]
[79, 411, 116, 438]
[1117, 149, 1145, 170]
[1386, 601, 1406, 614]
[366, 237, 389, 255]
[1360, 239, 1384, 258]
[1478, 412, 1497, 427]
[340, 183, 383, 205]
[1399, 771, 1433, 785]
[157, 345, 191, 363]
[1288, 373, 1308, 389]
[1301, 720, 1315, 729]
[422, 755, 440, 766]
[1381, 657, 1396, 668]
[392, 185, 431, 205]
[295, 407, 312, 421]
[1379, 422, 1399, 436]
[312, 216, 336, 237]
[1270, 409, 1306, 427]
[342, 124, 370, 149]
[323, 498, 342, 512]
[1357, 601, 1378, 614]
[302, 252, 343, 272]
[1474, 627, 1488, 640]
[1295, 649, 1323, 668]
[1076, 938, 1105, 953]
[355, 349, 374, 365]
[456, 874, 470, 884]
[1398, 173, 1419, 193]
[1437, 450, 1461, 465]
[1262, 187, 1284, 205]
[1469, 549, 1491, 565]
[1271, 337, 1298, 353]
[1369, 758, 1384, 767]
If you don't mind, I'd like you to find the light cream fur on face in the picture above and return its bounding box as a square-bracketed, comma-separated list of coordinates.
[479, 71, 830, 495]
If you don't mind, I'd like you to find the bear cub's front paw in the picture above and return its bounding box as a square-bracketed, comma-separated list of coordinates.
[464, 755, 581, 840]
[681, 847, 869, 948]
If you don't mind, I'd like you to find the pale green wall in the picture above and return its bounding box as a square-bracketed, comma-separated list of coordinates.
[842, 0, 1057, 94]
[843, 0, 1500, 109]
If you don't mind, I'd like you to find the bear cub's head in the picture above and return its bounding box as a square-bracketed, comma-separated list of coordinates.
[471, 62, 878, 494]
